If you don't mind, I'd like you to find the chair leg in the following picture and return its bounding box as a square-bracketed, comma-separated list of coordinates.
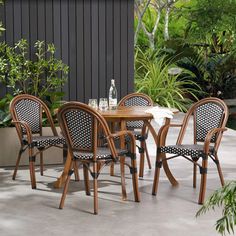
[120, 156, 127, 200]
[193, 163, 197, 188]
[12, 148, 24, 180]
[144, 141, 152, 170]
[198, 158, 208, 204]
[110, 163, 115, 176]
[131, 157, 140, 202]
[139, 141, 145, 178]
[29, 156, 36, 189]
[152, 152, 162, 196]
[93, 162, 98, 215]
[214, 154, 225, 186]
[59, 170, 72, 209]
[73, 160, 80, 181]
[83, 164, 90, 196]
[40, 152, 44, 176]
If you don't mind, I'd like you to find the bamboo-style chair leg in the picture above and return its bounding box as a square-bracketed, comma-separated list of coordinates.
[73, 160, 80, 181]
[29, 159, 36, 189]
[131, 157, 140, 202]
[40, 152, 44, 176]
[198, 158, 208, 204]
[214, 154, 225, 186]
[144, 141, 152, 169]
[193, 163, 197, 188]
[152, 152, 163, 195]
[83, 164, 90, 196]
[110, 163, 115, 176]
[120, 157, 127, 200]
[59, 170, 72, 209]
[12, 148, 24, 180]
[139, 141, 145, 178]
[93, 162, 98, 215]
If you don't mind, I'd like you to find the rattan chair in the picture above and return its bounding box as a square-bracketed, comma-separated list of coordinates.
[57, 102, 140, 214]
[118, 93, 153, 178]
[10, 94, 66, 189]
[152, 97, 229, 204]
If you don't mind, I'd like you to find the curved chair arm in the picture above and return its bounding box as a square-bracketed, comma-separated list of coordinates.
[107, 130, 136, 154]
[203, 128, 227, 153]
[12, 120, 33, 144]
[157, 123, 183, 146]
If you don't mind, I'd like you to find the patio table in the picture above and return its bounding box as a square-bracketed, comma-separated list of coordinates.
[53, 106, 179, 197]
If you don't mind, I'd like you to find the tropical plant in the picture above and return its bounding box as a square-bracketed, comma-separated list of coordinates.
[196, 181, 236, 235]
[0, 93, 13, 127]
[135, 47, 202, 111]
[0, 0, 5, 35]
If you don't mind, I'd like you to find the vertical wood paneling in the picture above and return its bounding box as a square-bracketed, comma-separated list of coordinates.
[84, 0, 92, 102]
[127, 0, 134, 94]
[120, 0, 128, 98]
[98, 0, 106, 98]
[106, 0, 113, 95]
[113, 0, 121, 99]
[68, 0, 77, 100]
[91, 0, 99, 99]
[0, 0, 134, 102]
[29, 0, 37, 60]
[76, 0, 84, 101]
[13, 0, 22, 42]
[61, 0, 69, 100]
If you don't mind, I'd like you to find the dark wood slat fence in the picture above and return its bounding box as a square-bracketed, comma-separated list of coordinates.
[0, 0, 134, 102]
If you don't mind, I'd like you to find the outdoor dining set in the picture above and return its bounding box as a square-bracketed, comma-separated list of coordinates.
[9, 93, 229, 214]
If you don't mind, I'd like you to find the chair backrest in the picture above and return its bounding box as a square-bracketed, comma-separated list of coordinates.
[57, 102, 117, 159]
[118, 93, 153, 129]
[177, 97, 229, 149]
[10, 94, 57, 139]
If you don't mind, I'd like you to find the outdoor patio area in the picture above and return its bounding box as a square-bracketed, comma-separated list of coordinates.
[1, 113, 236, 236]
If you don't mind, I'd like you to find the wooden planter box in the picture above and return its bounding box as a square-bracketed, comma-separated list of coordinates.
[0, 127, 64, 167]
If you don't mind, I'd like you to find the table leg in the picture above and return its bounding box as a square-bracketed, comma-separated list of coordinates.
[110, 122, 115, 176]
[120, 120, 127, 200]
[53, 152, 72, 188]
[145, 119, 178, 186]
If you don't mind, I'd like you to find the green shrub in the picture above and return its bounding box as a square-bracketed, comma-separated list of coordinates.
[135, 47, 201, 112]
[0, 39, 69, 127]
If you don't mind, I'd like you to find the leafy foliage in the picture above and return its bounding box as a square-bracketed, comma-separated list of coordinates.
[196, 181, 236, 235]
[135, 47, 202, 111]
[0, 39, 69, 127]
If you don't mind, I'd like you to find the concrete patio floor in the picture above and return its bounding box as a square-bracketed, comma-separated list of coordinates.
[1, 113, 236, 236]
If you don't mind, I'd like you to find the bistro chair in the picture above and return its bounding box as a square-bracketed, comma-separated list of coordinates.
[10, 94, 66, 189]
[57, 102, 140, 214]
[118, 92, 153, 178]
[152, 97, 229, 204]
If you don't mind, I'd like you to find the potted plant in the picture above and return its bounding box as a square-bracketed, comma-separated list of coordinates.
[0, 39, 69, 166]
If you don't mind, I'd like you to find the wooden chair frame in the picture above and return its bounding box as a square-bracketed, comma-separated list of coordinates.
[10, 94, 66, 189]
[118, 92, 153, 177]
[152, 97, 229, 204]
[57, 102, 140, 214]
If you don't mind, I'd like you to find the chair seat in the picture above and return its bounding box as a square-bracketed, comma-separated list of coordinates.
[23, 136, 66, 148]
[73, 147, 128, 160]
[112, 130, 148, 142]
[160, 144, 215, 158]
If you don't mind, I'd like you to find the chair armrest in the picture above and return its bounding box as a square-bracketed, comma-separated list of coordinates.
[107, 130, 136, 153]
[157, 123, 183, 146]
[11, 120, 33, 144]
[203, 128, 227, 153]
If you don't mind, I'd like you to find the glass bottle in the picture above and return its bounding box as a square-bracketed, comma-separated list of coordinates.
[109, 79, 117, 110]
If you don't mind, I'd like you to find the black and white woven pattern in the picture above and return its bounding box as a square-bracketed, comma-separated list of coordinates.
[15, 99, 41, 134]
[124, 96, 151, 129]
[23, 136, 66, 148]
[160, 144, 214, 158]
[65, 110, 93, 149]
[73, 147, 128, 160]
[195, 102, 223, 142]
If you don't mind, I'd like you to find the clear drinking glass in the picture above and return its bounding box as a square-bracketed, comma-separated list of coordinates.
[88, 99, 98, 110]
[99, 98, 108, 111]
